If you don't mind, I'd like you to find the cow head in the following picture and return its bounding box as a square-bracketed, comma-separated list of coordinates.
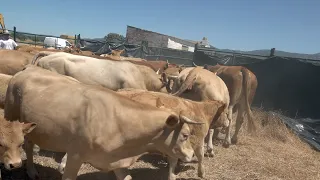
[0, 118, 37, 170]
[155, 99, 203, 162]
[161, 112, 204, 162]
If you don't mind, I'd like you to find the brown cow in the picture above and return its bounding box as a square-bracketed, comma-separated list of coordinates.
[202, 64, 258, 144]
[0, 49, 34, 75]
[4, 65, 202, 180]
[169, 67, 231, 155]
[0, 116, 37, 174]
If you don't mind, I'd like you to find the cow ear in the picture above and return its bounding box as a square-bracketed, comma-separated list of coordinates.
[165, 115, 180, 128]
[161, 73, 167, 84]
[22, 122, 37, 135]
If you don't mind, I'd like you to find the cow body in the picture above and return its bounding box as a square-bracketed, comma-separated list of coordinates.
[133, 64, 167, 92]
[0, 73, 12, 109]
[0, 50, 34, 75]
[32, 52, 148, 91]
[128, 60, 172, 73]
[4, 65, 200, 180]
[170, 67, 230, 155]
[204, 64, 258, 144]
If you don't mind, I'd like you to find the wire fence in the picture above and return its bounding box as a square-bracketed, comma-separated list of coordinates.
[8, 26, 78, 48]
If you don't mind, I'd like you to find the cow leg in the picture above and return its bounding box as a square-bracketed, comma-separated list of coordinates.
[212, 128, 220, 145]
[194, 139, 205, 178]
[206, 129, 215, 157]
[231, 105, 245, 144]
[25, 140, 39, 180]
[114, 168, 132, 180]
[58, 153, 68, 174]
[61, 152, 82, 180]
[167, 157, 178, 180]
[223, 105, 233, 148]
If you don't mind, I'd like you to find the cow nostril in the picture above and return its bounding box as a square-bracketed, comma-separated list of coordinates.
[9, 164, 14, 169]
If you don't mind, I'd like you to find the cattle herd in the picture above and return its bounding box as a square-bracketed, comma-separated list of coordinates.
[0, 47, 258, 180]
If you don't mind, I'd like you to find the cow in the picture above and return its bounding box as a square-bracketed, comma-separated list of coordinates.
[4, 65, 203, 180]
[168, 67, 231, 156]
[31, 51, 157, 91]
[0, 73, 12, 109]
[201, 63, 258, 144]
[0, 49, 34, 75]
[57, 88, 228, 179]
[0, 116, 37, 175]
[116, 88, 228, 178]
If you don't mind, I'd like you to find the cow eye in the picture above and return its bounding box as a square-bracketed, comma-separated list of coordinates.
[182, 134, 189, 140]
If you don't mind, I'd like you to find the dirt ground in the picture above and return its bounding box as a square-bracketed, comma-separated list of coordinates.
[0, 108, 319, 180]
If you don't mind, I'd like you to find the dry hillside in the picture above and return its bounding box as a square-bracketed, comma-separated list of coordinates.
[0, 108, 319, 180]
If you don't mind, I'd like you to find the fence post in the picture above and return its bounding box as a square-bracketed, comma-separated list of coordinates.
[13, 26, 16, 42]
[34, 34, 37, 47]
[192, 43, 198, 64]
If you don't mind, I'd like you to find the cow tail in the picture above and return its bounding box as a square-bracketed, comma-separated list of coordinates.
[172, 73, 198, 96]
[31, 51, 56, 65]
[241, 67, 256, 133]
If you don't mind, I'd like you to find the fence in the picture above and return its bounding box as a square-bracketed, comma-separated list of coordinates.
[7, 26, 78, 48]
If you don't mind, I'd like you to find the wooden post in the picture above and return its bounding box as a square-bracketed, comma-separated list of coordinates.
[13, 26, 16, 42]
[34, 35, 37, 47]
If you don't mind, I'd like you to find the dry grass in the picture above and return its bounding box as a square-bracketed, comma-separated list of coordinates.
[1, 108, 319, 180]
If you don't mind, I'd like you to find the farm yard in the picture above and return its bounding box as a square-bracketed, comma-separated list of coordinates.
[0, 108, 319, 180]
[0, 26, 319, 180]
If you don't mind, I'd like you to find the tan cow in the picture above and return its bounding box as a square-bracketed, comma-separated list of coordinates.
[169, 67, 230, 156]
[0, 116, 37, 174]
[0, 73, 12, 109]
[4, 65, 203, 180]
[31, 51, 151, 91]
[58, 88, 227, 179]
[203, 64, 258, 144]
[116, 88, 228, 178]
[0, 49, 34, 75]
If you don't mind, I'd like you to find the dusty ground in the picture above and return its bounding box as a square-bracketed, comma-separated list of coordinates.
[0, 108, 319, 180]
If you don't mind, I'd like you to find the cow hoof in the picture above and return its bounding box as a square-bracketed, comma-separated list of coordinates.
[205, 152, 214, 158]
[231, 138, 238, 144]
[223, 142, 230, 148]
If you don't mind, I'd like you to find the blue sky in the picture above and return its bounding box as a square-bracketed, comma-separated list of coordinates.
[1, 0, 319, 54]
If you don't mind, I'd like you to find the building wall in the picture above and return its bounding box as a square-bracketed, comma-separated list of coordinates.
[126, 26, 196, 50]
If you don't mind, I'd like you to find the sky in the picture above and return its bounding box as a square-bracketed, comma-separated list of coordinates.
[1, 0, 319, 54]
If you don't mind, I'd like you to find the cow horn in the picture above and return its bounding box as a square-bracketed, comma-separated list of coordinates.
[192, 62, 198, 67]
[180, 115, 204, 125]
[156, 68, 160, 75]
